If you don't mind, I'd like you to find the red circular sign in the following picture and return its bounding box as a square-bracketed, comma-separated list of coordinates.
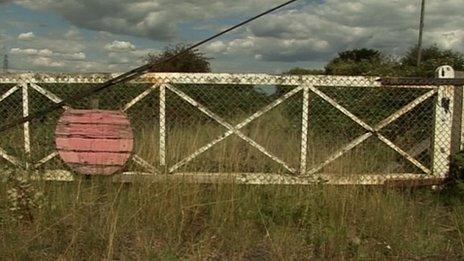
[55, 109, 134, 175]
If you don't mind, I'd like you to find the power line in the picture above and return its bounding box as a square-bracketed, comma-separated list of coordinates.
[0, 0, 300, 132]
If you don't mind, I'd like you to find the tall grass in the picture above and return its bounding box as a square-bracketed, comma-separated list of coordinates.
[1, 178, 464, 259]
[0, 117, 460, 259]
[129, 108, 405, 175]
[0, 84, 446, 259]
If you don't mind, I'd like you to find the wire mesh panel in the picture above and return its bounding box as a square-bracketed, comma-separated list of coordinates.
[303, 85, 436, 176]
[0, 73, 457, 185]
[0, 83, 24, 167]
[165, 83, 301, 174]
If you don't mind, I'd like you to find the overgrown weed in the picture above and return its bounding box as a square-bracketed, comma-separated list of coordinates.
[1, 178, 463, 259]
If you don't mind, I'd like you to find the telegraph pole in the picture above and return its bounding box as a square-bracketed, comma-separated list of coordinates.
[1, 45, 8, 73]
[2, 54, 8, 73]
[417, 0, 425, 66]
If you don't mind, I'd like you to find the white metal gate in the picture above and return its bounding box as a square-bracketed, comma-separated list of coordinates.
[0, 73, 458, 185]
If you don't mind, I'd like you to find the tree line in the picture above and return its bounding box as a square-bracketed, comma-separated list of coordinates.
[145, 44, 464, 77]
[287, 45, 464, 77]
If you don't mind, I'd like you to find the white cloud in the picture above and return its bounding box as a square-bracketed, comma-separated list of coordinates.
[38, 49, 53, 56]
[6, 28, 153, 72]
[132, 48, 159, 57]
[14, 0, 284, 40]
[206, 0, 464, 62]
[10, 47, 37, 55]
[10, 47, 86, 60]
[205, 41, 227, 53]
[4, 0, 464, 72]
[32, 57, 64, 67]
[65, 26, 81, 39]
[61, 52, 86, 60]
[108, 52, 131, 64]
[17, 31, 35, 40]
[104, 40, 136, 52]
[71, 60, 110, 72]
[107, 47, 159, 69]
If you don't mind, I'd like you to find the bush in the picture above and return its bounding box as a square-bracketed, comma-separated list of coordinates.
[451, 151, 464, 180]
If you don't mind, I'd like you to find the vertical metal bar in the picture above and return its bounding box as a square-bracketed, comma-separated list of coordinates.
[461, 83, 464, 151]
[432, 85, 454, 178]
[22, 83, 31, 168]
[159, 84, 166, 169]
[436, 66, 461, 154]
[451, 85, 463, 154]
[299, 85, 309, 175]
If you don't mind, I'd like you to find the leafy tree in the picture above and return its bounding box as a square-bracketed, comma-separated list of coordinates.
[400, 45, 464, 77]
[275, 67, 324, 97]
[145, 44, 211, 72]
[145, 44, 269, 124]
[284, 67, 325, 76]
[335, 48, 381, 62]
[325, 48, 399, 76]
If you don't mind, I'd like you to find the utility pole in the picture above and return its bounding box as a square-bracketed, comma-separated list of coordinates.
[1, 45, 8, 73]
[2, 54, 8, 74]
[417, 0, 425, 66]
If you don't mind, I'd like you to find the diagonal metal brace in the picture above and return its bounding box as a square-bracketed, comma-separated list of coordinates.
[306, 87, 437, 175]
[166, 84, 301, 174]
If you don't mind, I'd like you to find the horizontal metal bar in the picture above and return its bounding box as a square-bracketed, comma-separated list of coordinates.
[113, 172, 444, 186]
[3, 170, 440, 186]
[3, 74, 452, 88]
[0, 73, 381, 87]
[380, 77, 464, 86]
[112, 172, 440, 186]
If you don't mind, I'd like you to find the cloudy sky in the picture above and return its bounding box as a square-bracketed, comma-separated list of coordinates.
[0, 0, 462, 73]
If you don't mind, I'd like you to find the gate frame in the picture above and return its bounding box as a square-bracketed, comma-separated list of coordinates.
[0, 71, 459, 185]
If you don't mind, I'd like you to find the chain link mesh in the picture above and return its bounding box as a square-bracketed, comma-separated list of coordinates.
[0, 73, 456, 184]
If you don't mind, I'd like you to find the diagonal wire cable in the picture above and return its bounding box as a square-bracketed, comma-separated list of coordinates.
[0, 0, 300, 132]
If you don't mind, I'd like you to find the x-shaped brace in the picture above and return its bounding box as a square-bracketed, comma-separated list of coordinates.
[167, 84, 303, 173]
[306, 85, 436, 175]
